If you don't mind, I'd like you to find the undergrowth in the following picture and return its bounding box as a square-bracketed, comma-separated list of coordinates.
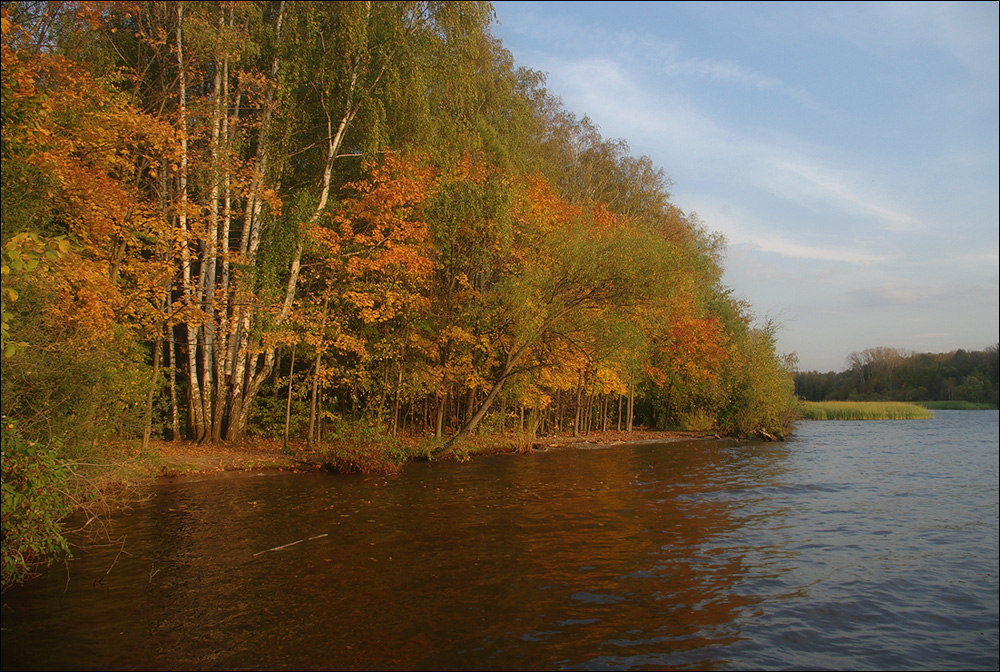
[320, 423, 412, 474]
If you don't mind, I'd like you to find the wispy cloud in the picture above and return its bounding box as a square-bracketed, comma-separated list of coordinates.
[553, 58, 926, 236]
[751, 236, 887, 264]
[848, 278, 1000, 310]
[501, 5, 815, 107]
[529, 34, 927, 237]
[769, 160, 924, 233]
[623, 33, 816, 107]
[699, 204, 884, 265]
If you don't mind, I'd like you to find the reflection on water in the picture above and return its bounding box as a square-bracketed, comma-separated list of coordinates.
[2, 411, 998, 670]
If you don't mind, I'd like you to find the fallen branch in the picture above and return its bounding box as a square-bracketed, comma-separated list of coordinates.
[253, 533, 328, 557]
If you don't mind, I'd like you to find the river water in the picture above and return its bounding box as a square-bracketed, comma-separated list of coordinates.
[2, 410, 997, 670]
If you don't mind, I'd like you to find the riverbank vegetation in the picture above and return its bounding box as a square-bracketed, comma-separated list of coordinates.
[796, 346, 999, 407]
[797, 401, 934, 421]
[918, 400, 997, 410]
[1, 1, 797, 590]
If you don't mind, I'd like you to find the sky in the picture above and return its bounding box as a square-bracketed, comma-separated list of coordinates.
[490, 1, 999, 372]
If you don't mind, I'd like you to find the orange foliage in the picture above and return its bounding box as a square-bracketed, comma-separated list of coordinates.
[2, 6, 172, 336]
[519, 174, 583, 235]
[591, 202, 622, 232]
[305, 153, 439, 334]
[329, 153, 435, 281]
[646, 296, 729, 392]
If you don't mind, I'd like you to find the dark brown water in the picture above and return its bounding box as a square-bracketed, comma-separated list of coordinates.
[2, 410, 997, 670]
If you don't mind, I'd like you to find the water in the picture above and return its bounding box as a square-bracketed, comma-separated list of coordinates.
[2, 410, 997, 670]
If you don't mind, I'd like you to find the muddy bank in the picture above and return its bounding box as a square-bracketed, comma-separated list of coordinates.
[151, 429, 710, 480]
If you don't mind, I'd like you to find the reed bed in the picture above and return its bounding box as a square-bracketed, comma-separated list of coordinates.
[918, 401, 997, 410]
[798, 401, 934, 420]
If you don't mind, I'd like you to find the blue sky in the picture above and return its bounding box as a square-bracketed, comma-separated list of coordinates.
[491, 1, 999, 372]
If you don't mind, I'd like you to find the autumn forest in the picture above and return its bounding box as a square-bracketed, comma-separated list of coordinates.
[1, 1, 799, 588]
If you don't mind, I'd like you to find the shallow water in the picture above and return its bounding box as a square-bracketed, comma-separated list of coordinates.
[2, 410, 997, 670]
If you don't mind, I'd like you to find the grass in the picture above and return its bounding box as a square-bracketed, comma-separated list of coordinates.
[798, 401, 934, 420]
[916, 401, 997, 410]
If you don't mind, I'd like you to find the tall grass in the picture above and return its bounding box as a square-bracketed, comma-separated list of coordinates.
[798, 401, 934, 420]
[917, 401, 997, 410]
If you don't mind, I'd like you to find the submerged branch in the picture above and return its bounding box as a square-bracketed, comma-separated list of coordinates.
[252, 533, 329, 558]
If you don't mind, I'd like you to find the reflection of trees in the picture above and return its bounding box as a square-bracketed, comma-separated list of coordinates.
[433, 441, 760, 668]
[159, 444, 767, 669]
[296, 442, 772, 669]
[7, 443, 786, 669]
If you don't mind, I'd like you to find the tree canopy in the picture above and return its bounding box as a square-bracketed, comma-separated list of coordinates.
[1, 1, 799, 588]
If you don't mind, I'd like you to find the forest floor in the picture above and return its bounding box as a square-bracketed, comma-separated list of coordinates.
[148, 428, 711, 480]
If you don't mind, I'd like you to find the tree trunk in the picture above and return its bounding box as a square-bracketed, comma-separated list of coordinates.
[391, 359, 404, 436]
[198, 28, 225, 443]
[142, 332, 163, 450]
[220, 1, 286, 443]
[308, 298, 329, 448]
[168, 324, 180, 440]
[465, 386, 476, 424]
[627, 374, 635, 432]
[573, 369, 584, 437]
[434, 392, 446, 439]
[283, 342, 296, 453]
[499, 395, 506, 436]
[175, 4, 206, 442]
[584, 392, 593, 436]
[211, 4, 237, 444]
[308, 347, 322, 449]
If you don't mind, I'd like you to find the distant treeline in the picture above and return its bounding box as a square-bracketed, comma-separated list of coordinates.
[795, 345, 999, 407]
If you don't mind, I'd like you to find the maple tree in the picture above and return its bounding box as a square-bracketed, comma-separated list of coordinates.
[1, 3, 170, 445]
[302, 153, 437, 435]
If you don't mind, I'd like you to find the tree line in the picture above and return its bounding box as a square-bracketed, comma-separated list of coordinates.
[795, 345, 999, 407]
[2, 1, 797, 587]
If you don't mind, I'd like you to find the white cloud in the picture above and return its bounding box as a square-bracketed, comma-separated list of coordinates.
[752, 237, 887, 264]
[535, 48, 927, 239]
[707, 205, 883, 265]
[622, 32, 816, 107]
[768, 160, 925, 233]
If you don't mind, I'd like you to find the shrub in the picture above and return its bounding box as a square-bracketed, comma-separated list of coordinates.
[1, 421, 72, 591]
[321, 423, 411, 474]
[677, 409, 716, 432]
